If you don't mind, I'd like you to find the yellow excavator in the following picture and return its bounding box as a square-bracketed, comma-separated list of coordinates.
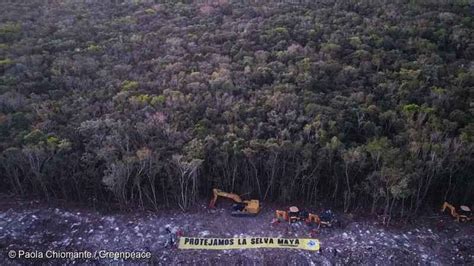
[441, 202, 472, 222]
[209, 188, 260, 216]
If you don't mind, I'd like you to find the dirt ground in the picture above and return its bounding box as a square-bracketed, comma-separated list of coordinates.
[0, 195, 472, 265]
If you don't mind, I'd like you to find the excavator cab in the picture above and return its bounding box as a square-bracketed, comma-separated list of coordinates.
[459, 205, 471, 216]
[288, 206, 300, 223]
[241, 200, 260, 215]
[233, 202, 246, 212]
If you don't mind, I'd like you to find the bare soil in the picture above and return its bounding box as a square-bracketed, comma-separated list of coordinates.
[0, 195, 472, 265]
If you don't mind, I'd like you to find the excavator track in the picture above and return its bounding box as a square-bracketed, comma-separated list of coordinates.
[231, 211, 258, 217]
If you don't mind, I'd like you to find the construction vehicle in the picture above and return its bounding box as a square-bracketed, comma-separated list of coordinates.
[273, 207, 336, 228]
[209, 188, 260, 216]
[275, 207, 302, 221]
[441, 202, 472, 222]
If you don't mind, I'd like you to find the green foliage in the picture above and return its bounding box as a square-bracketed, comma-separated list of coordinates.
[145, 8, 156, 15]
[460, 124, 474, 143]
[0, 22, 21, 40]
[46, 135, 59, 146]
[264, 27, 289, 42]
[0, 1, 472, 213]
[402, 103, 420, 114]
[270, 27, 288, 35]
[115, 16, 136, 25]
[321, 42, 341, 54]
[398, 68, 421, 81]
[150, 95, 166, 106]
[194, 120, 209, 138]
[0, 58, 13, 66]
[0, 23, 21, 33]
[420, 105, 435, 114]
[298, 58, 311, 72]
[121, 80, 139, 91]
[184, 138, 205, 160]
[369, 34, 384, 47]
[22, 130, 71, 151]
[86, 44, 101, 52]
[434, 28, 447, 41]
[327, 136, 343, 151]
[430, 86, 445, 95]
[23, 129, 46, 144]
[129, 94, 151, 105]
[366, 137, 391, 156]
[46, 135, 72, 150]
[11, 112, 30, 130]
[58, 139, 72, 150]
[353, 49, 370, 60]
[304, 103, 318, 115]
[349, 36, 362, 47]
[414, 38, 437, 52]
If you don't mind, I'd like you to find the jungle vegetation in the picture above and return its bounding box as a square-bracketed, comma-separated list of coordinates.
[0, 0, 472, 220]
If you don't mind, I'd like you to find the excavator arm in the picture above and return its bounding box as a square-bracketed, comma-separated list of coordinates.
[441, 202, 459, 220]
[441, 201, 472, 222]
[209, 188, 242, 208]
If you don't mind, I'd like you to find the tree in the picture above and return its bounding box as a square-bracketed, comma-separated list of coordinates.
[172, 155, 203, 211]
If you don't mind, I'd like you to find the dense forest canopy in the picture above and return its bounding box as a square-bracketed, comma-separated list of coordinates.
[0, 0, 472, 218]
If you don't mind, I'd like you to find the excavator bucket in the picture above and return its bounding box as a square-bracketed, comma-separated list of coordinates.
[209, 197, 217, 208]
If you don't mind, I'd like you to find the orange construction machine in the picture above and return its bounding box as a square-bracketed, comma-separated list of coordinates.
[273, 206, 335, 228]
[441, 202, 472, 222]
[209, 188, 260, 216]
